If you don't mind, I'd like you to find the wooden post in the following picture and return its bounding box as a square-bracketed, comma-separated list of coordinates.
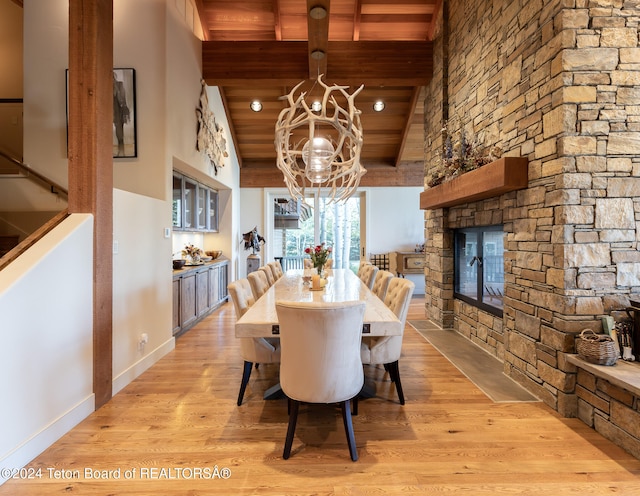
[68, 0, 114, 408]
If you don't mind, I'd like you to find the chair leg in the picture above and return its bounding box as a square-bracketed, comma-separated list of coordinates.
[352, 395, 359, 416]
[237, 361, 253, 406]
[283, 400, 299, 460]
[387, 361, 405, 405]
[341, 399, 358, 462]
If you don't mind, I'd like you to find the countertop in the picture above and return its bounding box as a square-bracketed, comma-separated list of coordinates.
[173, 257, 228, 275]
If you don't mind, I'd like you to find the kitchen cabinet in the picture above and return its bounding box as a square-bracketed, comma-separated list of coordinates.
[172, 171, 219, 232]
[172, 259, 229, 336]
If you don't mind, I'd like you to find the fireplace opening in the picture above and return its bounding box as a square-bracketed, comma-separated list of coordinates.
[454, 225, 504, 317]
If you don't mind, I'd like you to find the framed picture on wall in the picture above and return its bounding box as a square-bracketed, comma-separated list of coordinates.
[112, 68, 137, 158]
[66, 67, 137, 158]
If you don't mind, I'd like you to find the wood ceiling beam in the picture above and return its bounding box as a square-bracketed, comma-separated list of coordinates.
[427, 0, 444, 41]
[193, 0, 209, 41]
[240, 162, 423, 188]
[395, 86, 422, 167]
[273, 0, 283, 40]
[307, 0, 330, 77]
[203, 40, 432, 86]
[353, 0, 362, 41]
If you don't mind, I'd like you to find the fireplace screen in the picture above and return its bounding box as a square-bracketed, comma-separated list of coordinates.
[454, 225, 504, 316]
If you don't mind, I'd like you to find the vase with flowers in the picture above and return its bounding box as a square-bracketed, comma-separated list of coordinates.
[182, 243, 203, 265]
[304, 243, 332, 277]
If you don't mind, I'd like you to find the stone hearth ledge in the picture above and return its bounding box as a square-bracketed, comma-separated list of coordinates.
[567, 354, 640, 397]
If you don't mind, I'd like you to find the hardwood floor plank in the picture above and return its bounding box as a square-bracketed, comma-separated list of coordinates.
[2, 296, 640, 495]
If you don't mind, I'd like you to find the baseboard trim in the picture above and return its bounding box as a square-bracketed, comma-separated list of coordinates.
[0, 394, 95, 486]
[112, 337, 175, 395]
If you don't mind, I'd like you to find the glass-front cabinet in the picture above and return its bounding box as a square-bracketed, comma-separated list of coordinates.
[172, 174, 183, 228]
[184, 178, 198, 230]
[172, 171, 219, 232]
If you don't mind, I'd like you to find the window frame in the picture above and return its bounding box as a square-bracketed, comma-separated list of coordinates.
[453, 225, 504, 318]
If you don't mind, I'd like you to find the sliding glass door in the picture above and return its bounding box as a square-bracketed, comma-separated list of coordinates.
[272, 192, 365, 273]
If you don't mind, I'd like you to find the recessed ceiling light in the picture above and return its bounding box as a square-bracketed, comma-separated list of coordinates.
[311, 100, 322, 112]
[309, 6, 327, 20]
[250, 100, 263, 112]
[373, 100, 385, 112]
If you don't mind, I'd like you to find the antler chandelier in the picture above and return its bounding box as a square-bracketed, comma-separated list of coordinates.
[274, 75, 366, 202]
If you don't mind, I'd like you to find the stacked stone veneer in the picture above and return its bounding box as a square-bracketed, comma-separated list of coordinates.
[424, 0, 640, 456]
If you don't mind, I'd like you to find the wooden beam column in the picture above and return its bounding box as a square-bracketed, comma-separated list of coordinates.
[68, 0, 114, 408]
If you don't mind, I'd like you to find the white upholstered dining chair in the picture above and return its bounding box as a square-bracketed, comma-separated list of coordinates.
[358, 263, 379, 290]
[259, 265, 276, 286]
[228, 279, 281, 406]
[268, 261, 283, 279]
[371, 269, 394, 301]
[360, 277, 414, 405]
[275, 300, 366, 461]
[247, 270, 270, 299]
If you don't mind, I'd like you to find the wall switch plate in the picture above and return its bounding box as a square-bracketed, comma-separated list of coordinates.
[164, 228, 171, 238]
[113, 241, 119, 254]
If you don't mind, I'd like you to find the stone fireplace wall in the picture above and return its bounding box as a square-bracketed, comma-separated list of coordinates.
[424, 0, 640, 426]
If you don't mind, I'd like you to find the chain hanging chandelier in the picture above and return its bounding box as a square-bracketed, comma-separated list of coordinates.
[274, 75, 366, 202]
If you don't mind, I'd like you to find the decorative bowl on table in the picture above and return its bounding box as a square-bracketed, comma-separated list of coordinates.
[205, 250, 223, 260]
[173, 259, 186, 270]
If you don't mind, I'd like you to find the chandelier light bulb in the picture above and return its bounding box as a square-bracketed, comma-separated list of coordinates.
[302, 137, 334, 183]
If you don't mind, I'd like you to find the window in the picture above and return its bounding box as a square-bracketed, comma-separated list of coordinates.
[454, 225, 504, 316]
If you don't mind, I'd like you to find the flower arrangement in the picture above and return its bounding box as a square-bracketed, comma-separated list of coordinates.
[305, 243, 332, 274]
[182, 243, 202, 262]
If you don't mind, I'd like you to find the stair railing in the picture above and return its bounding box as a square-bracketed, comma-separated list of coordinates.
[0, 148, 68, 200]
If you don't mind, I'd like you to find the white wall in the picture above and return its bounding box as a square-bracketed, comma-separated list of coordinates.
[112, 189, 175, 393]
[368, 186, 425, 293]
[0, 215, 94, 484]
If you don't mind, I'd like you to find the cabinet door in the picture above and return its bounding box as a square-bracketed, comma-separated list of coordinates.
[196, 269, 209, 317]
[172, 174, 183, 229]
[209, 266, 219, 306]
[219, 262, 228, 301]
[180, 273, 197, 328]
[183, 178, 197, 229]
[197, 186, 207, 230]
[172, 278, 181, 334]
[208, 189, 219, 232]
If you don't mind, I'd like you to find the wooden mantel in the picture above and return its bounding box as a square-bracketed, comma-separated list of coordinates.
[420, 157, 529, 210]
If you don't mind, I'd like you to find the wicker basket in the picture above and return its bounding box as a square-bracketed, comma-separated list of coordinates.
[576, 329, 618, 366]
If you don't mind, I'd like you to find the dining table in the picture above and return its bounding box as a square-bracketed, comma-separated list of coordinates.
[235, 268, 403, 399]
[235, 268, 402, 339]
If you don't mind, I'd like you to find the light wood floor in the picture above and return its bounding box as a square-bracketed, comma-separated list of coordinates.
[3, 297, 640, 495]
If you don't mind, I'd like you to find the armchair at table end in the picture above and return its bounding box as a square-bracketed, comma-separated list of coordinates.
[228, 279, 280, 406]
[360, 277, 415, 405]
[276, 300, 366, 461]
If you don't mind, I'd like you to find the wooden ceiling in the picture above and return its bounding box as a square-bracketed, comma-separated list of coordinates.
[196, 0, 440, 188]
